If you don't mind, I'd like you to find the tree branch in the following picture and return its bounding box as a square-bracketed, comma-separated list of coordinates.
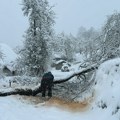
[53, 64, 98, 84]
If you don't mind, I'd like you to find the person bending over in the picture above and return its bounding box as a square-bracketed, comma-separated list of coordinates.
[41, 71, 54, 98]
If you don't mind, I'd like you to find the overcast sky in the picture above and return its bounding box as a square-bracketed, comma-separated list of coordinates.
[0, 0, 120, 48]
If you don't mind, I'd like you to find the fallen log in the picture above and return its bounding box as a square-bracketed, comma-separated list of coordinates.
[0, 64, 98, 97]
[0, 88, 41, 96]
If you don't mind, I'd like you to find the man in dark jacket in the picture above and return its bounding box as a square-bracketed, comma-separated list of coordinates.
[41, 71, 54, 98]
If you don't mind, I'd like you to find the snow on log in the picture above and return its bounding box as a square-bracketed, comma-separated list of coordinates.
[53, 64, 98, 84]
[0, 64, 98, 96]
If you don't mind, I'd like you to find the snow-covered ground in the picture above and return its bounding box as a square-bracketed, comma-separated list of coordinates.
[1, 58, 120, 120]
[0, 95, 89, 120]
[92, 58, 120, 119]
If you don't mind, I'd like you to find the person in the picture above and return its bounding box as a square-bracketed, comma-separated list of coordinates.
[40, 71, 54, 98]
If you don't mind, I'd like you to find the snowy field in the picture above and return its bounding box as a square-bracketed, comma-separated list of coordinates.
[0, 58, 120, 120]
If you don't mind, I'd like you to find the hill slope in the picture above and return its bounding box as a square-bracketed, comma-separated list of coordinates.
[93, 58, 120, 120]
[0, 43, 17, 64]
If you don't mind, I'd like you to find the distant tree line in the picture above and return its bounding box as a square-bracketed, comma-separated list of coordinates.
[0, 0, 119, 77]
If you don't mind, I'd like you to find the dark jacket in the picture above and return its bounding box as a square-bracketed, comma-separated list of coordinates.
[41, 72, 54, 97]
[41, 72, 54, 88]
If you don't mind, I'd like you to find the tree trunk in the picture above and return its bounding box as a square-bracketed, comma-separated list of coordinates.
[33, 19, 36, 36]
[0, 64, 98, 97]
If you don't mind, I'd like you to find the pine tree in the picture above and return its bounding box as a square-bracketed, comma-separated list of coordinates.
[21, 0, 55, 76]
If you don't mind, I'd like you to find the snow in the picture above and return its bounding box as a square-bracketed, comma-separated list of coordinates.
[0, 43, 17, 64]
[0, 96, 87, 120]
[52, 69, 73, 80]
[55, 59, 65, 64]
[53, 53, 61, 59]
[1, 56, 120, 120]
[74, 53, 85, 63]
[93, 58, 120, 118]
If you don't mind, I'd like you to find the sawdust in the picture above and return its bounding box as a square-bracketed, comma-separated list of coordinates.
[45, 97, 90, 112]
[15, 95, 94, 112]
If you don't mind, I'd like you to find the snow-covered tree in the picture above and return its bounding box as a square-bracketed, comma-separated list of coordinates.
[77, 27, 100, 63]
[51, 32, 75, 61]
[21, 0, 55, 76]
[64, 34, 75, 62]
[101, 12, 120, 59]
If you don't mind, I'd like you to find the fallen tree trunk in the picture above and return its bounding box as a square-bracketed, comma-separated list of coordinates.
[0, 87, 42, 96]
[0, 64, 98, 97]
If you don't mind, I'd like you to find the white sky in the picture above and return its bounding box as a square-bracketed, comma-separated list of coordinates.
[0, 0, 120, 48]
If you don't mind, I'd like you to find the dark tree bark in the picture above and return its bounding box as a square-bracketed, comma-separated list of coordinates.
[0, 65, 98, 97]
[34, 19, 36, 36]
